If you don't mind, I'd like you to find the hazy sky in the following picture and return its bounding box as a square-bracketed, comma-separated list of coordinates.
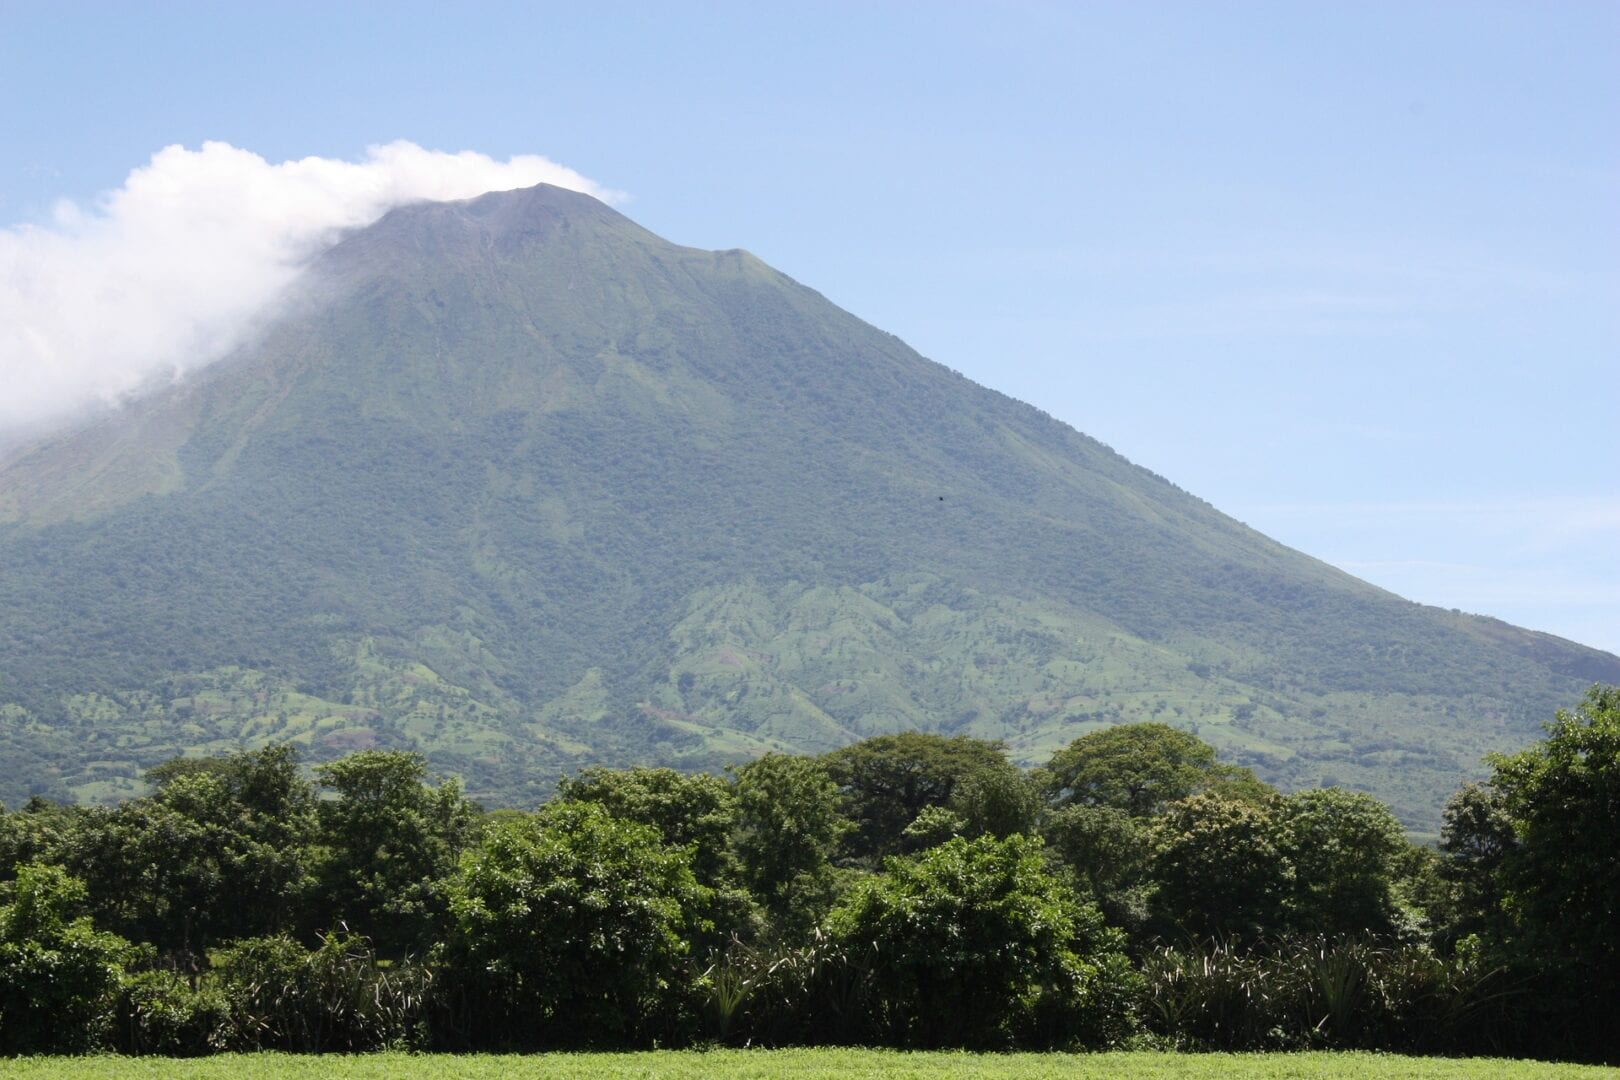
[2, 1, 1616, 654]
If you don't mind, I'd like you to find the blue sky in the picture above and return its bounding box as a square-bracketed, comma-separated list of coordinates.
[2, 1, 1616, 653]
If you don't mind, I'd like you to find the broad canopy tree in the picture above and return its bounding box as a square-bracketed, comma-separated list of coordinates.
[820, 732, 1021, 860]
[1274, 787, 1407, 937]
[730, 754, 848, 937]
[556, 765, 740, 889]
[1039, 721, 1263, 817]
[1148, 793, 1292, 938]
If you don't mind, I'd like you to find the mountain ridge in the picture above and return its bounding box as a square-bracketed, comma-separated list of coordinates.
[1, 182, 1614, 828]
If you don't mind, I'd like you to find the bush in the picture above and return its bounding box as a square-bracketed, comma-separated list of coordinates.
[442, 801, 701, 1048]
[0, 863, 131, 1054]
[209, 932, 431, 1052]
[1139, 936, 1517, 1053]
[826, 833, 1139, 1049]
[694, 928, 876, 1047]
[116, 969, 231, 1056]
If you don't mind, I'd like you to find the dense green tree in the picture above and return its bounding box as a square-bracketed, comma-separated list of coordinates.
[0, 797, 86, 882]
[144, 756, 236, 788]
[311, 750, 479, 955]
[1440, 781, 1515, 871]
[897, 804, 966, 852]
[1274, 788, 1407, 936]
[827, 833, 1138, 1049]
[556, 764, 757, 947]
[1041, 723, 1254, 817]
[874, 759, 1041, 852]
[556, 766, 739, 888]
[1487, 685, 1620, 977]
[1149, 793, 1291, 938]
[64, 746, 316, 958]
[821, 733, 1016, 860]
[950, 764, 1043, 841]
[1042, 804, 1153, 933]
[0, 863, 130, 1053]
[445, 801, 700, 1047]
[731, 754, 849, 936]
[1434, 780, 1515, 947]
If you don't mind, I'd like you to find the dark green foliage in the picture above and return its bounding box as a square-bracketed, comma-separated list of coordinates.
[1140, 937, 1517, 1053]
[1042, 804, 1154, 933]
[1045, 731, 1414, 946]
[732, 754, 849, 938]
[1434, 782, 1515, 948]
[898, 804, 966, 852]
[115, 970, 230, 1056]
[557, 766, 740, 889]
[0, 697, 1615, 1059]
[950, 757, 1044, 840]
[1274, 789, 1407, 937]
[1042, 723, 1231, 817]
[556, 765, 759, 951]
[60, 746, 317, 958]
[443, 802, 700, 1048]
[1149, 794, 1292, 939]
[826, 834, 1140, 1049]
[311, 751, 478, 955]
[205, 932, 431, 1053]
[694, 929, 879, 1047]
[0, 863, 130, 1054]
[1487, 685, 1620, 976]
[0, 797, 85, 882]
[1435, 685, 1620, 1059]
[822, 733, 1016, 861]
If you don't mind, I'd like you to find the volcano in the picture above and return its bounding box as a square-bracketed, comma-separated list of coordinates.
[1, 183, 1613, 827]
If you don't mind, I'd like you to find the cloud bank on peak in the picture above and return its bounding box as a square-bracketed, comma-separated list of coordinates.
[0, 141, 621, 434]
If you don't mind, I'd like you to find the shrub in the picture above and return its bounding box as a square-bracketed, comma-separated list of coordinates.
[1139, 936, 1517, 1053]
[209, 931, 431, 1052]
[442, 801, 701, 1048]
[116, 969, 231, 1056]
[694, 924, 898, 1047]
[0, 863, 131, 1054]
[826, 833, 1139, 1049]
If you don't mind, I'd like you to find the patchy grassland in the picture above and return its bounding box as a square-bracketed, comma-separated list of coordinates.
[1, 1051, 1614, 1079]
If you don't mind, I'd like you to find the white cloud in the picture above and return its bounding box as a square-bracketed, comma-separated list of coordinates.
[0, 141, 620, 433]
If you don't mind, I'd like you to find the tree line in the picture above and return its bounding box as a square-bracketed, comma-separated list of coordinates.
[0, 686, 1614, 1061]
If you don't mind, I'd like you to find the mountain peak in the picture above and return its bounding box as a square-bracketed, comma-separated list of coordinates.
[0, 188, 1614, 827]
[314, 182, 645, 277]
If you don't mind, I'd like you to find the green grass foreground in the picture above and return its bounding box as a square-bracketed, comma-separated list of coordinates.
[1, 1051, 1614, 1079]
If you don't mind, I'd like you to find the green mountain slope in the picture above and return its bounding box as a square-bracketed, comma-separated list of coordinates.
[1, 183, 1613, 828]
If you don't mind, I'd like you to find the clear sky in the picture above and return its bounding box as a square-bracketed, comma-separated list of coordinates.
[2, 1, 1616, 654]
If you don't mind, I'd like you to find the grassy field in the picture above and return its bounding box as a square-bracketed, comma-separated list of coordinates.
[1, 1051, 1614, 1079]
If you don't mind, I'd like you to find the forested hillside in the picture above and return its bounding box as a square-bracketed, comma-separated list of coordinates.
[1, 183, 1615, 827]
